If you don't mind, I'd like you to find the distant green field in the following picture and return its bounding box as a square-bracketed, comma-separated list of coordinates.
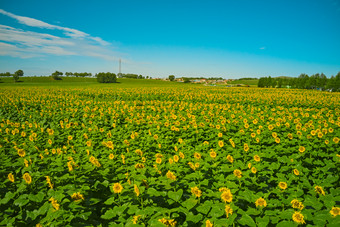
[228, 79, 258, 86]
[0, 77, 201, 88]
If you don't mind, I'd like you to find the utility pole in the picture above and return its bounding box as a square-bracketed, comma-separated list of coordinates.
[118, 58, 121, 77]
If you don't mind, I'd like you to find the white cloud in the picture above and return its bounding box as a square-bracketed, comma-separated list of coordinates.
[259, 47, 266, 50]
[0, 9, 118, 60]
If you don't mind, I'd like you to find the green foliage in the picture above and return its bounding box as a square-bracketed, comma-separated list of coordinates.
[51, 71, 63, 80]
[96, 72, 117, 83]
[13, 70, 24, 82]
[168, 75, 175, 81]
[0, 81, 339, 226]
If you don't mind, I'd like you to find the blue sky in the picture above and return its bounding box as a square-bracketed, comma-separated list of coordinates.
[0, 0, 339, 78]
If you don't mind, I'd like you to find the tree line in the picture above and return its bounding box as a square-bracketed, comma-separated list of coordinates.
[258, 72, 340, 91]
[0, 70, 24, 82]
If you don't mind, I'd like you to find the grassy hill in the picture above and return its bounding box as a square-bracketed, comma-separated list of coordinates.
[228, 79, 258, 86]
[0, 76, 202, 88]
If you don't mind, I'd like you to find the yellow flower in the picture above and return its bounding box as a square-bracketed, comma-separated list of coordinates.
[293, 169, 300, 176]
[206, 219, 213, 227]
[291, 199, 304, 210]
[179, 152, 185, 159]
[8, 173, 14, 183]
[226, 155, 234, 163]
[23, 172, 32, 184]
[112, 183, 123, 193]
[251, 167, 257, 174]
[68, 135, 73, 140]
[218, 140, 224, 148]
[158, 218, 177, 227]
[191, 186, 202, 198]
[166, 170, 177, 181]
[233, 169, 242, 178]
[18, 149, 25, 157]
[210, 150, 217, 158]
[71, 192, 84, 202]
[225, 204, 233, 218]
[134, 184, 140, 197]
[299, 146, 305, 153]
[173, 155, 179, 162]
[156, 158, 162, 164]
[194, 152, 201, 160]
[218, 132, 223, 138]
[109, 153, 114, 159]
[153, 134, 158, 140]
[221, 189, 233, 203]
[330, 207, 340, 217]
[278, 182, 287, 190]
[333, 137, 339, 143]
[49, 197, 60, 210]
[315, 185, 325, 195]
[132, 215, 141, 224]
[255, 197, 267, 208]
[254, 155, 260, 162]
[244, 143, 249, 152]
[45, 176, 53, 189]
[292, 211, 305, 224]
[136, 161, 146, 168]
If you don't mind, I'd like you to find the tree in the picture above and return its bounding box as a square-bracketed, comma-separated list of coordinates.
[13, 70, 24, 82]
[169, 75, 175, 81]
[65, 72, 73, 77]
[96, 72, 117, 83]
[52, 71, 63, 80]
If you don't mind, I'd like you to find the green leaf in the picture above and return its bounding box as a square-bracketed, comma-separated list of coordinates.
[101, 209, 116, 219]
[168, 189, 183, 202]
[38, 201, 50, 215]
[28, 191, 45, 203]
[147, 188, 160, 197]
[181, 198, 197, 210]
[14, 194, 29, 206]
[104, 197, 115, 205]
[186, 212, 203, 223]
[78, 211, 92, 220]
[196, 200, 213, 214]
[0, 191, 15, 204]
[238, 214, 256, 227]
[276, 221, 297, 227]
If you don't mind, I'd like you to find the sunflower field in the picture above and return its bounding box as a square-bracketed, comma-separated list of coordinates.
[0, 85, 339, 226]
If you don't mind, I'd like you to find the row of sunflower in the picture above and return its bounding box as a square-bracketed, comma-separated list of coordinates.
[0, 86, 339, 226]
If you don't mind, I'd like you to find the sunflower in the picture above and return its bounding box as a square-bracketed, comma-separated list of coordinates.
[134, 184, 140, 197]
[225, 205, 233, 218]
[278, 182, 287, 190]
[132, 215, 141, 224]
[71, 192, 84, 202]
[18, 149, 25, 157]
[291, 199, 304, 210]
[315, 185, 325, 195]
[191, 186, 202, 198]
[173, 155, 179, 162]
[112, 183, 123, 194]
[233, 169, 242, 179]
[244, 143, 249, 152]
[179, 152, 185, 159]
[226, 155, 234, 163]
[23, 172, 32, 184]
[299, 146, 305, 153]
[8, 173, 14, 183]
[109, 153, 114, 159]
[218, 140, 224, 148]
[251, 167, 257, 174]
[49, 197, 60, 210]
[166, 170, 177, 181]
[292, 211, 305, 224]
[194, 152, 201, 160]
[254, 155, 260, 162]
[210, 150, 217, 158]
[206, 219, 213, 227]
[156, 158, 162, 164]
[255, 197, 267, 208]
[221, 189, 233, 203]
[330, 207, 340, 217]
